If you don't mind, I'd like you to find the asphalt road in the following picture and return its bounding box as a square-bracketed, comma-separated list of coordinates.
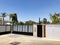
[0, 34, 60, 45]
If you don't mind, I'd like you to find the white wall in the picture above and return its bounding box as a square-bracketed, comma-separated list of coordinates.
[46, 25, 60, 39]
[33, 24, 37, 37]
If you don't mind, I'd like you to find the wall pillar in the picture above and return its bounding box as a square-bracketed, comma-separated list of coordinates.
[42, 24, 46, 37]
[33, 24, 37, 37]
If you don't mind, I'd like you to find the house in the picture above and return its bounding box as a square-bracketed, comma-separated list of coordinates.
[0, 16, 11, 25]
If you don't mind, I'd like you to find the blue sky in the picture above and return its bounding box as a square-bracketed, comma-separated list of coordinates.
[0, 0, 60, 22]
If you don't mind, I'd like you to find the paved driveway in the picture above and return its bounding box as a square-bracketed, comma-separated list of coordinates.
[0, 34, 60, 45]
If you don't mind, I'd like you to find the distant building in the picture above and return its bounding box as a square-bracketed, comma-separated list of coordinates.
[0, 16, 11, 25]
[0, 16, 3, 24]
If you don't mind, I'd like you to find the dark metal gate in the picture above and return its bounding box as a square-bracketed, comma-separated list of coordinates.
[37, 25, 42, 37]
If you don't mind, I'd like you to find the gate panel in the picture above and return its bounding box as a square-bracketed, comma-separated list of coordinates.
[37, 25, 42, 37]
[13, 25, 33, 36]
[0, 25, 11, 35]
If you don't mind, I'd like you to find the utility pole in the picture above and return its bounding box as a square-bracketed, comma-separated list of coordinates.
[39, 17, 41, 24]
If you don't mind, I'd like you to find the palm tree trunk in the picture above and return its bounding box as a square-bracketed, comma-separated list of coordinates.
[10, 18, 13, 34]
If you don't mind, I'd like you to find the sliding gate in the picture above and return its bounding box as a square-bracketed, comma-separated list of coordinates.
[13, 25, 33, 36]
[0, 25, 11, 35]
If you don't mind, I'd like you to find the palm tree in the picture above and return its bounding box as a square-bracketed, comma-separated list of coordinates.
[50, 13, 60, 24]
[10, 13, 18, 33]
[1, 12, 6, 25]
[10, 13, 18, 25]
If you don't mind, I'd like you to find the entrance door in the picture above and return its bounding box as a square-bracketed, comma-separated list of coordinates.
[37, 25, 42, 37]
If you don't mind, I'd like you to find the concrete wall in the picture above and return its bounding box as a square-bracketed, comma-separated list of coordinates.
[33, 24, 37, 37]
[46, 24, 60, 39]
